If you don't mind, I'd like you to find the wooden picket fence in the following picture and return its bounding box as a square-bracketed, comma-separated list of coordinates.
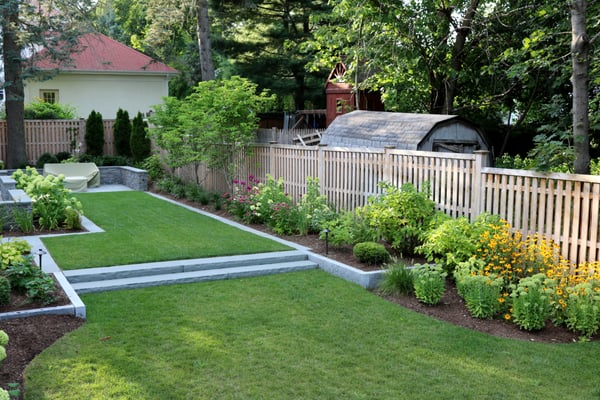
[176, 143, 600, 266]
[0, 120, 115, 164]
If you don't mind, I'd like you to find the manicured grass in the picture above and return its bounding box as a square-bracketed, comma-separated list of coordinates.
[41, 191, 291, 270]
[25, 270, 600, 400]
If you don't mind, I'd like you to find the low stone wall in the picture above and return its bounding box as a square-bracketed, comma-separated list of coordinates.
[98, 166, 148, 191]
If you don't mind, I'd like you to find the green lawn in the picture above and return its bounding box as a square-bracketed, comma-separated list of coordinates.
[25, 270, 600, 400]
[41, 191, 291, 270]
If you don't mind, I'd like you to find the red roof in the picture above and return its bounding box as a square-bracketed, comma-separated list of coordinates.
[34, 33, 178, 75]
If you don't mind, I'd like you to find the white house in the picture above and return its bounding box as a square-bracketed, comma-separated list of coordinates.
[24, 32, 178, 119]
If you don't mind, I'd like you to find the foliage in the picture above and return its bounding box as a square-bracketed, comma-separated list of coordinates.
[457, 273, 505, 319]
[412, 264, 447, 305]
[360, 182, 436, 255]
[0, 330, 7, 399]
[35, 152, 59, 168]
[84, 110, 105, 156]
[510, 274, 555, 331]
[418, 216, 475, 273]
[141, 155, 165, 182]
[130, 112, 151, 163]
[0, 276, 10, 305]
[149, 77, 274, 186]
[379, 262, 414, 296]
[113, 108, 132, 157]
[564, 280, 600, 339]
[24, 100, 76, 120]
[4, 260, 57, 304]
[11, 167, 83, 231]
[0, 238, 31, 269]
[225, 174, 295, 231]
[320, 209, 376, 247]
[296, 177, 337, 234]
[77, 154, 130, 166]
[353, 242, 390, 265]
[11, 207, 34, 233]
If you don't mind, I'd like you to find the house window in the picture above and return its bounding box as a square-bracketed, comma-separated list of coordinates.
[40, 90, 59, 104]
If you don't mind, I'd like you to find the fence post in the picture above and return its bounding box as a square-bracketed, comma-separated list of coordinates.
[269, 141, 277, 178]
[318, 144, 327, 193]
[383, 146, 395, 184]
[471, 150, 490, 221]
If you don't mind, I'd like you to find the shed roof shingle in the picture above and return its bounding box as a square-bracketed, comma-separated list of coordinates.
[321, 110, 459, 149]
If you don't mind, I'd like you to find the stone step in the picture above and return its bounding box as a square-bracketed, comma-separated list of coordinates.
[70, 259, 318, 294]
[64, 250, 308, 283]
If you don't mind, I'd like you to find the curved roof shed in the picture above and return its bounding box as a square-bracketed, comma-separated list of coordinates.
[320, 110, 489, 153]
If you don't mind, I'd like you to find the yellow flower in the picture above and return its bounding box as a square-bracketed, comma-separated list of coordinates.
[504, 314, 511, 321]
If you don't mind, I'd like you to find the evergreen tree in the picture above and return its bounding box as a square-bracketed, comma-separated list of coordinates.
[85, 110, 105, 156]
[130, 112, 151, 162]
[114, 108, 132, 157]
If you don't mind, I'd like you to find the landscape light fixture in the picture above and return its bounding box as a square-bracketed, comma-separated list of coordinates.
[35, 248, 47, 270]
[322, 228, 330, 255]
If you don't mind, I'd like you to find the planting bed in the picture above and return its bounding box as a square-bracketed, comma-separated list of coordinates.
[0, 192, 596, 399]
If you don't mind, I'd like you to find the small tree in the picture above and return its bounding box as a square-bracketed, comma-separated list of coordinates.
[84, 110, 104, 156]
[130, 112, 151, 163]
[149, 76, 274, 186]
[113, 108, 132, 157]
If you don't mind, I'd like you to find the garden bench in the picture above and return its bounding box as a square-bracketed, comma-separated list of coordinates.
[43, 162, 100, 192]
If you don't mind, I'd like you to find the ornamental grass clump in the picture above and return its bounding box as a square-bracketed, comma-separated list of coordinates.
[379, 262, 414, 296]
[510, 273, 555, 331]
[412, 264, 447, 305]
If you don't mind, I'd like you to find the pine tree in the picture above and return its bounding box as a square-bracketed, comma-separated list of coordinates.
[84, 110, 105, 156]
[130, 112, 151, 162]
[114, 108, 132, 157]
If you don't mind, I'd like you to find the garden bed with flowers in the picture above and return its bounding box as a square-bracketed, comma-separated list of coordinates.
[155, 174, 600, 342]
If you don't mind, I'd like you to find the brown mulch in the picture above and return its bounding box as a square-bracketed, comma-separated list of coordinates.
[0, 191, 594, 396]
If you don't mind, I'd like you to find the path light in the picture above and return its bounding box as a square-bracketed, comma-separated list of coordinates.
[322, 228, 330, 255]
[34, 248, 47, 270]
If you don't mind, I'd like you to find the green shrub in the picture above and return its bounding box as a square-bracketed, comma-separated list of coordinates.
[131, 112, 151, 162]
[0, 276, 10, 305]
[418, 217, 475, 274]
[35, 152, 59, 168]
[5, 261, 57, 304]
[564, 281, 600, 339]
[379, 263, 414, 296]
[412, 264, 447, 305]
[510, 274, 554, 331]
[141, 155, 165, 182]
[24, 100, 76, 119]
[12, 167, 83, 231]
[458, 273, 504, 319]
[297, 177, 337, 234]
[320, 209, 377, 247]
[114, 108, 132, 157]
[361, 182, 437, 255]
[353, 242, 390, 265]
[85, 110, 105, 156]
[0, 239, 30, 269]
[55, 151, 72, 162]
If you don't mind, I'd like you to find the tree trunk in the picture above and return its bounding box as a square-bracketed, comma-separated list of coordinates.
[2, 0, 28, 168]
[570, 0, 590, 174]
[196, 0, 215, 81]
[443, 0, 480, 114]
